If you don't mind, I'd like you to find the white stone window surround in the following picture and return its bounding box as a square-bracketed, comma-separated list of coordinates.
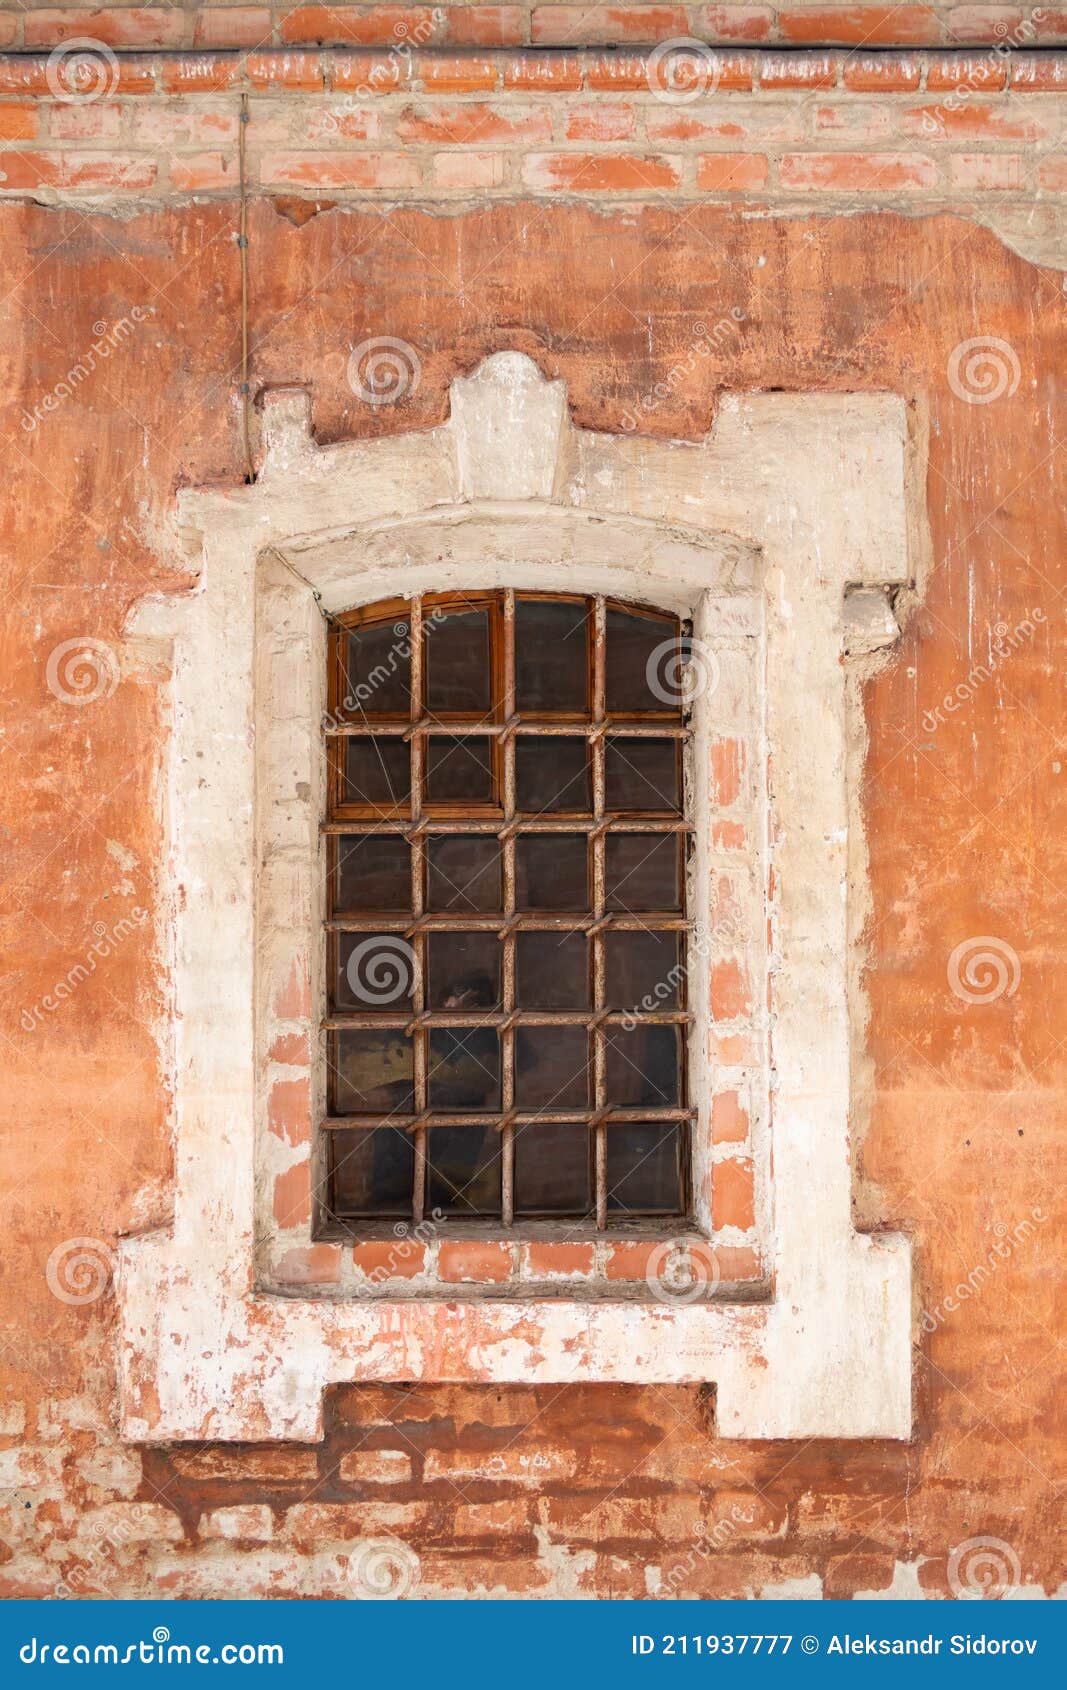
[120, 353, 919, 1443]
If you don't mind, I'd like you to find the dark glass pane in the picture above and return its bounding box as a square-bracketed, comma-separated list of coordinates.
[426, 606, 491, 713]
[427, 931, 501, 1011]
[605, 738, 680, 812]
[335, 933, 415, 1012]
[335, 835, 410, 912]
[331, 1127, 413, 1216]
[427, 837, 501, 912]
[344, 736, 409, 809]
[606, 1122, 682, 1214]
[515, 932, 589, 1009]
[426, 735, 495, 804]
[603, 931, 682, 1012]
[334, 1031, 414, 1114]
[604, 834, 681, 911]
[428, 1029, 500, 1109]
[427, 1123, 501, 1216]
[514, 1122, 591, 1216]
[516, 835, 587, 910]
[342, 617, 411, 716]
[516, 738, 590, 814]
[604, 1025, 681, 1107]
[514, 598, 589, 713]
[515, 1028, 589, 1110]
[606, 606, 682, 714]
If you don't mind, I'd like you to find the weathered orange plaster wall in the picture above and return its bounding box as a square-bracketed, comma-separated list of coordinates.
[0, 196, 1063, 1597]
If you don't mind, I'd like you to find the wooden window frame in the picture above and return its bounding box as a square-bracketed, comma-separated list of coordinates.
[318, 588, 696, 1235]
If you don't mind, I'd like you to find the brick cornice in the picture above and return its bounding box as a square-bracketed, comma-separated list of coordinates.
[0, 45, 1065, 97]
[1, 44, 1063, 241]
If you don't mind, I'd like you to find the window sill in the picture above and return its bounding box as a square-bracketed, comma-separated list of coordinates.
[294, 1218, 765, 1300]
[266, 1277, 772, 1307]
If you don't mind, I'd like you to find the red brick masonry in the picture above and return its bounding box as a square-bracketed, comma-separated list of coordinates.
[0, 48, 1064, 201]
[1, 4, 1067, 49]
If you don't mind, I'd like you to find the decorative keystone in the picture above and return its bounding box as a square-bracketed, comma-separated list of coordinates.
[450, 352, 567, 502]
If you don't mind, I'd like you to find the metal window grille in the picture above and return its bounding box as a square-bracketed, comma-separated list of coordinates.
[319, 590, 695, 1232]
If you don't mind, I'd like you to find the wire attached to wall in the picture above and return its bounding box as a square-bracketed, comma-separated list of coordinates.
[266, 545, 335, 629]
[238, 92, 254, 484]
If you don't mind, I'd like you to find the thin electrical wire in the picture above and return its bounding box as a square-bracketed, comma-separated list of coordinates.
[238, 92, 254, 484]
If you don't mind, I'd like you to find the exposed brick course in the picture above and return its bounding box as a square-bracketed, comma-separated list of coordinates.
[0, 5, 1063, 53]
[0, 50, 1060, 204]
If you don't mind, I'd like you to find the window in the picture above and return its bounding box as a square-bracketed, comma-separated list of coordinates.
[121, 357, 914, 1436]
[321, 591, 694, 1231]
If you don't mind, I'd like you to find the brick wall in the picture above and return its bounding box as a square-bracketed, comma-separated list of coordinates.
[0, 48, 1064, 203]
[0, 3, 1066, 51]
[0, 13, 1063, 1600]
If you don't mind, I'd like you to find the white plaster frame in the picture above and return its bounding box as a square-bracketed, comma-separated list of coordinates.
[120, 353, 916, 1442]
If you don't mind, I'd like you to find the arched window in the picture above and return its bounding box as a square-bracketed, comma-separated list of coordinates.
[322, 591, 693, 1230]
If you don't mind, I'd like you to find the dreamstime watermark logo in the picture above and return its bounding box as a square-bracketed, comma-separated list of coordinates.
[621, 311, 746, 431]
[349, 11, 445, 97]
[921, 1207, 1046, 1333]
[947, 337, 1021, 405]
[46, 38, 119, 104]
[619, 916, 744, 1034]
[22, 309, 151, 433]
[645, 1240, 721, 1305]
[55, 1512, 144, 1598]
[346, 936, 416, 1005]
[20, 907, 149, 1032]
[45, 1237, 117, 1306]
[321, 607, 448, 730]
[348, 1537, 421, 1598]
[646, 39, 721, 104]
[358, 1211, 445, 1287]
[920, 609, 1045, 734]
[947, 936, 1020, 1005]
[916, 12, 1047, 135]
[348, 337, 422, 407]
[20, 1630, 283, 1665]
[646, 636, 720, 708]
[45, 637, 119, 706]
[657, 1499, 756, 1595]
[948, 1536, 1021, 1599]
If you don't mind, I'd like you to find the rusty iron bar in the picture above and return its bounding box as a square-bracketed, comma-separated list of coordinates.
[324, 721, 687, 737]
[327, 914, 692, 933]
[322, 1107, 696, 1134]
[409, 593, 427, 1224]
[500, 591, 517, 1225]
[591, 596, 608, 1232]
[325, 1009, 693, 1030]
[322, 817, 693, 836]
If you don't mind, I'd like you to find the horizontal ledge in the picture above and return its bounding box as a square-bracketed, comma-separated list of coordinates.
[10, 52, 1062, 101]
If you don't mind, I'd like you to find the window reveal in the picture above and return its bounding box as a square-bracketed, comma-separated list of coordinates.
[320, 591, 695, 1230]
